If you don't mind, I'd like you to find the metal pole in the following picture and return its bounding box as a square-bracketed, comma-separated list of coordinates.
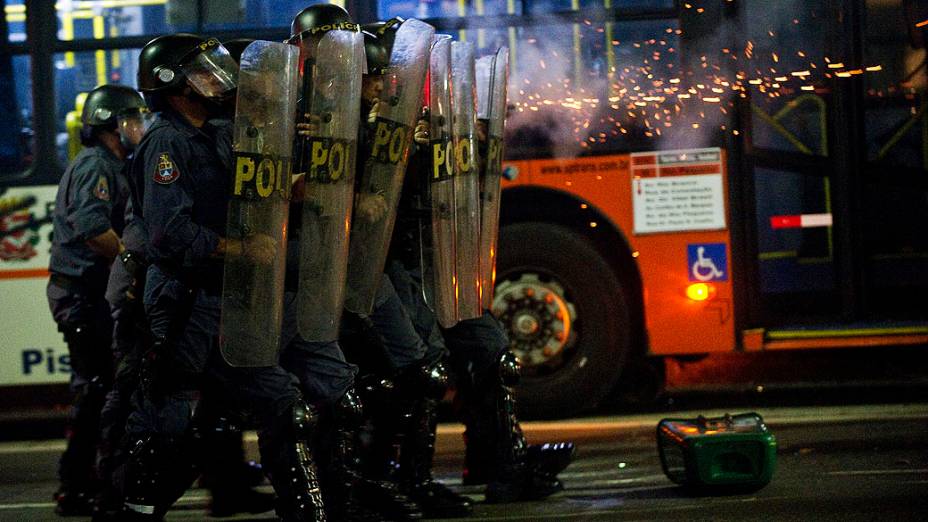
[26, 0, 60, 184]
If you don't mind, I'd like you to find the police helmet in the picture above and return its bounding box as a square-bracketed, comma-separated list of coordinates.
[81, 84, 146, 127]
[362, 18, 403, 75]
[289, 3, 358, 42]
[137, 34, 238, 100]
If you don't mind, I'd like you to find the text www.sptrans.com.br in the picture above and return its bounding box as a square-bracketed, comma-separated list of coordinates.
[539, 158, 628, 175]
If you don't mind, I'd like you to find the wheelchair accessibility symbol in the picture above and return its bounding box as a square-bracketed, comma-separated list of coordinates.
[687, 243, 728, 282]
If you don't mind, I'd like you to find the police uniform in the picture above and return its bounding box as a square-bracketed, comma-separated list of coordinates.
[97, 126, 269, 518]
[47, 143, 125, 509]
[279, 254, 359, 404]
[96, 173, 147, 515]
[335, 23, 469, 518]
[391, 195, 571, 504]
[121, 110, 304, 517]
[386, 89, 573, 507]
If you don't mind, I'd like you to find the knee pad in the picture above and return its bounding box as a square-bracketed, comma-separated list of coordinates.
[421, 360, 450, 400]
[497, 351, 522, 387]
[395, 360, 449, 400]
[291, 398, 320, 441]
[334, 388, 364, 427]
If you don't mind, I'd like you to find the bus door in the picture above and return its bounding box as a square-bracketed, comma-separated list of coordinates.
[854, 0, 928, 321]
[741, 0, 928, 332]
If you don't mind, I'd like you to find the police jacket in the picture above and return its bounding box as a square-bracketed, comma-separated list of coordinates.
[387, 143, 428, 269]
[49, 144, 125, 281]
[128, 111, 231, 279]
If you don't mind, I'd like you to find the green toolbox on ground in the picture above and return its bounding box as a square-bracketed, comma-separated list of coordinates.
[657, 412, 776, 492]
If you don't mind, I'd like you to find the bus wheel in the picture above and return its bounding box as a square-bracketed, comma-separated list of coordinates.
[494, 222, 631, 419]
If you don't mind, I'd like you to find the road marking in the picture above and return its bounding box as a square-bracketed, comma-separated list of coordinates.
[0, 502, 56, 510]
[439, 494, 796, 521]
[825, 469, 928, 476]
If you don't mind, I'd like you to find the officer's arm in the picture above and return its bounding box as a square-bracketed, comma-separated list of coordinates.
[144, 138, 220, 261]
[68, 157, 121, 260]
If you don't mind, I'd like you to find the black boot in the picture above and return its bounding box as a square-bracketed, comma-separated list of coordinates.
[396, 362, 471, 518]
[316, 389, 384, 522]
[197, 415, 274, 517]
[482, 386, 564, 503]
[467, 352, 568, 503]
[356, 376, 423, 521]
[117, 434, 198, 520]
[259, 399, 326, 522]
[57, 375, 109, 516]
[462, 437, 575, 486]
[401, 397, 473, 518]
[90, 435, 124, 522]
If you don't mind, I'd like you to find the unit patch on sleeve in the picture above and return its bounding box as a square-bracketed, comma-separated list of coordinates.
[94, 176, 110, 201]
[153, 152, 180, 185]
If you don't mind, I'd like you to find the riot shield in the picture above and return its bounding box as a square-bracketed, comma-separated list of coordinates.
[419, 35, 458, 328]
[476, 48, 509, 310]
[295, 31, 364, 341]
[450, 41, 482, 321]
[220, 41, 299, 367]
[344, 19, 435, 314]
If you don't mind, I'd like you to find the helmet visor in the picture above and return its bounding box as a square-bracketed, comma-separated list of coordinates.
[117, 109, 154, 149]
[181, 43, 239, 99]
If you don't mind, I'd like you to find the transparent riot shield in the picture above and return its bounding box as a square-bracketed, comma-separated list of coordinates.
[476, 48, 509, 310]
[220, 41, 299, 367]
[295, 31, 364, 341]
[420, 35, 458, 328]
[344, 19, 435, 314]
[451, 41, 482, 321]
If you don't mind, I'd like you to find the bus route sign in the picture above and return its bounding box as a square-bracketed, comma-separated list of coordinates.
[631, 148, 726, 235]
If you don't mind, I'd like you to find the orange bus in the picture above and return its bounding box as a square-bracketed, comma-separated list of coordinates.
[486, 0, 928, 417]
[1, 0, 927, 419]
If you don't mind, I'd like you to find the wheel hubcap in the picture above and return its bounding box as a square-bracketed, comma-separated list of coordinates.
[492, 273, 577, 367]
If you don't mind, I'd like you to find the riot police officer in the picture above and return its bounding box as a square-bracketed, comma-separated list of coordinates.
[338, 20, 474, 519]
[283, 5, 381, 521]
[120, 33, 324, 521]
[47, 83, 146, 516]
[391, 43, 577, 504]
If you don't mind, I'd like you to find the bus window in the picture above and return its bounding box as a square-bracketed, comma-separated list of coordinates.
[741, 0, 830, 156]
[53, 0, 194, 40]
[200, 0, 309, 32]
[378, 0, 477, 20]
[861, 0, 928, 316]
[5, 0, 26, 43]
[505, 15, 680, 159]
[864, 0, 926, 170]
[0, 54, 34, 178]
[52, 49, 141, 166]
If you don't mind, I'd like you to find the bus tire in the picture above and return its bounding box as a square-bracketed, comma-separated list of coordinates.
[494, 221, 631, 419]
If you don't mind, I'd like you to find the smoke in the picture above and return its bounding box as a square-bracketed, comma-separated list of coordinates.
[445, 0, 877, 158]
[503, 24, 610, 159]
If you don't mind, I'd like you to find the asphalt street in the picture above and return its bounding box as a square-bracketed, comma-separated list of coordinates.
[0, 403, 925, 521]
